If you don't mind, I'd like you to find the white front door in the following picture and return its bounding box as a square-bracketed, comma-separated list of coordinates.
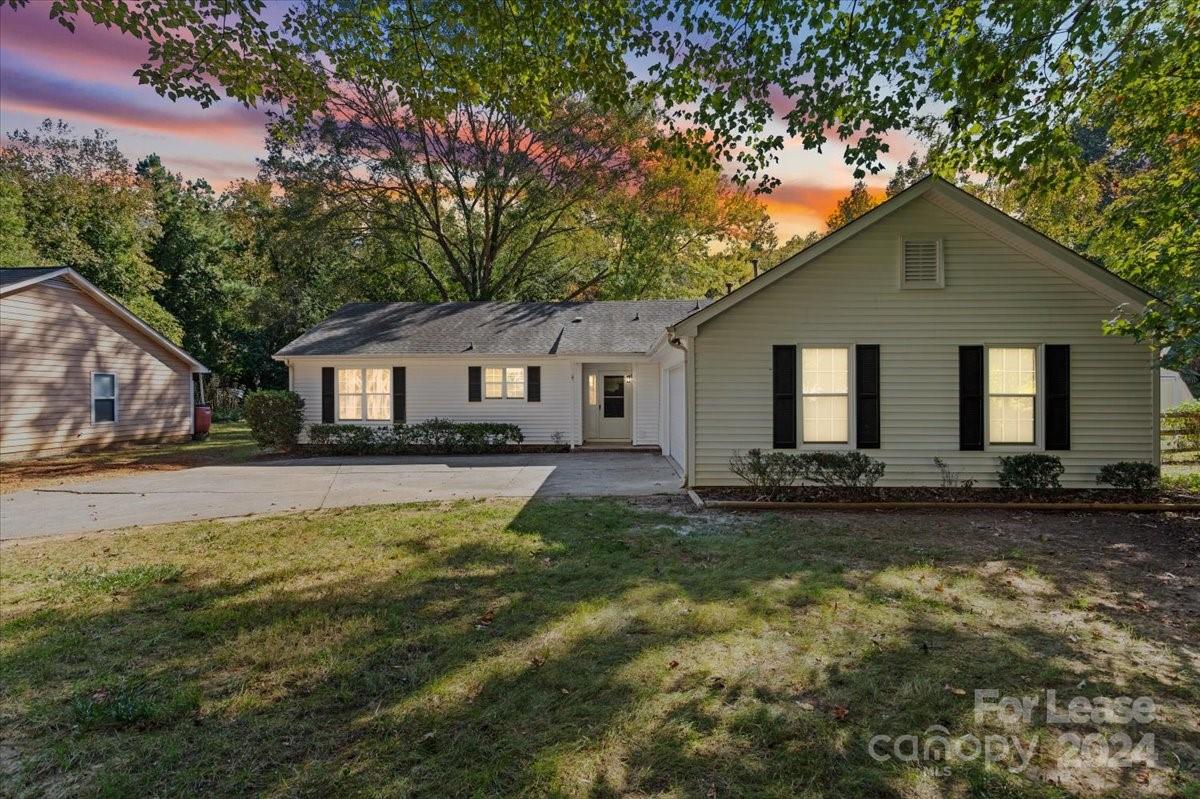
[583, 366, 632, 441]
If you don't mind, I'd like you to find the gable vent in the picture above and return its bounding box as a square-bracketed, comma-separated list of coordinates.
[901, 239, 943, 288]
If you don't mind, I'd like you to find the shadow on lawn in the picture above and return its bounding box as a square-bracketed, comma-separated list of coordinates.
[2, 501, 1198, 797]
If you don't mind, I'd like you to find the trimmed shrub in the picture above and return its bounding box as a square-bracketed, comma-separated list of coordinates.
[795, 451, 886, 487]
[997, 453, 1064, 490]
[305, 419, 524, 455]
[307, 424, 383, 455]
[244, 390, 305, 449]
[729, 449, 803, 500]
[1096, 461, 1159, 491]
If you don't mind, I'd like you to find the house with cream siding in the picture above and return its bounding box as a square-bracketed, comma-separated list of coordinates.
[668, 177, 1159, 488]
[0, 267, 208, 462]
[277, 177, 1159, 488]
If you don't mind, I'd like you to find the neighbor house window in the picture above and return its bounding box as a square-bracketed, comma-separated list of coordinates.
[337, 367, 391, 421]
[988, 347, 1037, 444]
[92, 373, 117, 423]
[484, 366, 525, 399]
[801, 347, 849, 443]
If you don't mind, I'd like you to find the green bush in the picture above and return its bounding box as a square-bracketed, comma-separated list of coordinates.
[728, 449, 887, 495]
[728, 449, 804, 499]
[1161, 471, 1200, 492]
[243, 390, 305, 449]
[307, 423, 382, 455]
[306, 419, 524, 455]
[795, 451, 886, 487]
[1096, 461, 1159, 491]
[1162, 400, 1200, 451]
[997, 453, 1064, 489]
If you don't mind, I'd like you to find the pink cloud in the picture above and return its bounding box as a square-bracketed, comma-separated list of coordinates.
[0, 6, 151, 85]
[1, 64, 269, 144]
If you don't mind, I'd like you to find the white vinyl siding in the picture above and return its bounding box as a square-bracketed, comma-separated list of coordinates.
[633, 362, 660, 445]
[690, 195, 1155, 488]
[291, 358, 575, 443]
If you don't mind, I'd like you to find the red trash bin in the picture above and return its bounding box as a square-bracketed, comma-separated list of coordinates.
[194, 404, 212, 440]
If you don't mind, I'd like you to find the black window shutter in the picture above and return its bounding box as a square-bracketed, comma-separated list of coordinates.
[855, 345, 881, 449]
[468, 366, 482, 402]
[392, 367, 406, 423]
[959, 346, 985, 451]
[772, 345, 797, 449]
[1045, 345, 1070, 450]
[527, 366, 541, 402]
[321, 367, 335, 423]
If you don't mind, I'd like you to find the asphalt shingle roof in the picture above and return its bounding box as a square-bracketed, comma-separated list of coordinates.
[275, 300, 711, 357]
[0, 267, 63, 287]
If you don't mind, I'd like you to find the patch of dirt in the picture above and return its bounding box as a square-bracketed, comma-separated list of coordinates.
[698, 485, 1200, 504]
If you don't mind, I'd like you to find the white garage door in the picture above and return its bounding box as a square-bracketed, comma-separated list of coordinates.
[668, 365, 686, 470]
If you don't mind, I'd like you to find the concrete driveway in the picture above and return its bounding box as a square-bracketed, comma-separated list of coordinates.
[0, 452, 681, 540]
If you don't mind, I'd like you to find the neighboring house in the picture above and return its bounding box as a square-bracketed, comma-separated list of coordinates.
[274, 300, 707, 469]
[277, 177, 1159, 488]
[1161, 369, 1195, 413]
[0, 267, 208, 462]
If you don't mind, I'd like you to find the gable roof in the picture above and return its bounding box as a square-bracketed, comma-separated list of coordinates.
[275, 299, 711, 358]
[669, 176, 1157, 337]
[0, 267, 66, 289]
[0, 266, 208, 372]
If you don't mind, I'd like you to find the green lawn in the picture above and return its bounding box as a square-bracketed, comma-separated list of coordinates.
[0, 422, 261, 493]
[1, 499, 1197, 798]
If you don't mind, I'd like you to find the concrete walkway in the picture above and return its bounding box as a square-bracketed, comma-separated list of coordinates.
[0, 453, 681, 540]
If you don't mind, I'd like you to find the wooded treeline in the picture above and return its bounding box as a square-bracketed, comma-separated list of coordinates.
[4, 0, 1196, 387]
[0, 117, 781, 387]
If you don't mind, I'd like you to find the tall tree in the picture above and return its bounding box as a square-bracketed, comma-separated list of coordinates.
[265, 95, 647, 301]
[824, 181, 880, 231]
[137, 155, 236, 369]
[0, 121, 181, 341]
[19, 0, 1196, 357]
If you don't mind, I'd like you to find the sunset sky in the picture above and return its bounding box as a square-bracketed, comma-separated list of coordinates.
[0, 5, 915, 240]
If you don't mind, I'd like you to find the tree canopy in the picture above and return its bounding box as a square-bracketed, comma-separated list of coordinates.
[7, 0, 1197, 371]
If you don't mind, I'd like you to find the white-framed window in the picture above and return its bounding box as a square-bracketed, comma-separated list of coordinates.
[337, 367, 391, 421]
[987, 347, 1037, 445]
[484, 366, 525, 399]
[900, 237, 944, 288]
[801, 347, 849, 443]
[91, 372, 117, 423]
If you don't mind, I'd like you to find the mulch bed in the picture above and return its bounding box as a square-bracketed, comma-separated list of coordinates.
[697, 485, 1200, 505]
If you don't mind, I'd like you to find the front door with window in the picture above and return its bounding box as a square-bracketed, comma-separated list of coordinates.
[583, 365, 632, 441]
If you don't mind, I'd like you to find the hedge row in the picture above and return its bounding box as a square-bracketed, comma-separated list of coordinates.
[306, 419, 526, 455]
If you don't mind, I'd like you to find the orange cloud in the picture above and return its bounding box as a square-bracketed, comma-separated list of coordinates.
[759, 182, 888, 238]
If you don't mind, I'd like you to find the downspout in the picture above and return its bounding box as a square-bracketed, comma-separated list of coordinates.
[667, 331, 690, 488]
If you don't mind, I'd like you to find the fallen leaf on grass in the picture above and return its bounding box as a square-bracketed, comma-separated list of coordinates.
[831, 705, 849, 721]
[667, 660, 680, 670]
[943, 684, 966, 695]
